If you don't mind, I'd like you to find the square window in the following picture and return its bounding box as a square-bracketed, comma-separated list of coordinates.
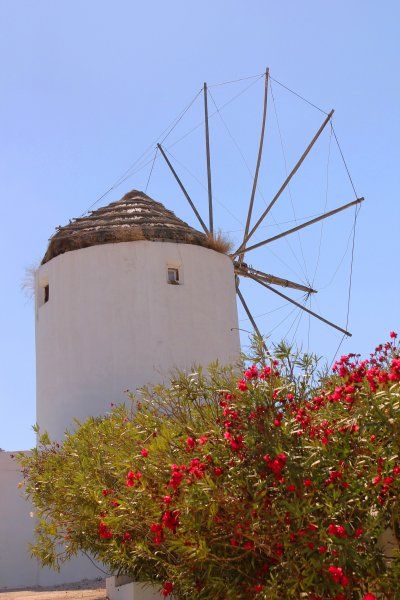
[167, 267, 180, 285]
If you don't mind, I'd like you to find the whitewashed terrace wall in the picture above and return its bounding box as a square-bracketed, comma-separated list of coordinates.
[0, 451, 103, 590]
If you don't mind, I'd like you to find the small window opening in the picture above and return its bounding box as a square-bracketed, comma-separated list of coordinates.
[44, 284, 49, 303]
[167, 267, 180, 285]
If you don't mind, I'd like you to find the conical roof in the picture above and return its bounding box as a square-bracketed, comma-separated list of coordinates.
[42, 190, 209, 264]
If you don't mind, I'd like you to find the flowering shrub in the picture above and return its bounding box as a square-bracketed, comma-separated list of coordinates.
[18, 335, 400, 599]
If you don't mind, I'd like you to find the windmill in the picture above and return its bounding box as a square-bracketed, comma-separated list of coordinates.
[154, 69, 364, 348]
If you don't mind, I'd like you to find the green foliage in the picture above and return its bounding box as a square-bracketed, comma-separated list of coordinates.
[17, 337, 400, 599]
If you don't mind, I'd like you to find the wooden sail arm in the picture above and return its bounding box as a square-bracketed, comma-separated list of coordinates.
[234, 263, 316, 294]
[236, 283, 268, 352]
[235, 109, 334, 255]
[232, 197, 364, 258]
[238, 68, 269, 266]
[247, 273, 351, 336]
[157, 143, 209, 234]
[204, 83, 213, 234]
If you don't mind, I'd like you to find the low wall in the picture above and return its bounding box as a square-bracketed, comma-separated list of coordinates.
[106, 577, 164, 600]
[0, 451, 103, 590]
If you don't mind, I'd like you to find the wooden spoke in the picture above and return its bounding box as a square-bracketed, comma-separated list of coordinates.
[157, 143, 209, 234]
[235, 263, 316, 294]
[248, 273, 351, 336]
[238, 68, 269, 266]
[236, 283, 268, 351]
[235, 109, 334, 254]
[204, 83, 213, 234]
[232, 197, 364, 258]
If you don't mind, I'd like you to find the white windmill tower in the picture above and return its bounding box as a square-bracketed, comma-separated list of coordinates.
[35, 69, 365, 443]
[35, 190, 241, 441]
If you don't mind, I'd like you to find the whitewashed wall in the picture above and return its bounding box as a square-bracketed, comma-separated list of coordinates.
[0, 451, 103, 590]
[35, 241, 240, 441]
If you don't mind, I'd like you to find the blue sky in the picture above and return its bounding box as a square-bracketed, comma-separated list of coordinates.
[1, 1, 399, 450]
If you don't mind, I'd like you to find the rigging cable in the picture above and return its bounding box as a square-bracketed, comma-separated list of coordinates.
[79, 71, 331, 218]
[331, 125, 358, 199]
[306, 295, 312, 353]
[330, 203, 361, 367]
[164, 147, 243, 226]
[312, 124, 333, 287]
[207, 83, 309, 285]
[269, 75, 328, 115]
[270, 80, 311, 285]
[267, 306, 299, 336]
[79, 88, 203, 216]
[238, 301, 290, 323]
[144, 147, 158, 193]
[208, 73, 264, 87]
[93, 76, 266, 201]
[166, 75, 264, 150]
[289, 309, 305, 346]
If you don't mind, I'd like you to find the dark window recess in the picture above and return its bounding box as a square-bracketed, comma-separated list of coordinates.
[44, 284, 49, 303]
[167, 268, 180, 285]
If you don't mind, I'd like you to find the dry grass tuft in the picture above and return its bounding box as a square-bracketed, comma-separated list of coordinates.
[21, 265, 38, 300]
[204, 230, 234, 254]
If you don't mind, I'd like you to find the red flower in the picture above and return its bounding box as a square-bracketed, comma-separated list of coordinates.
[214, 466, 223, 476]
[341, 575, 349, 587]
[162, 581, 174, 597]
[98, 521, 112, 540]
[304, 479, 313, 487]
[186, 437, 195, 450]
[168, 464, 185, 490]
[122, 531, 132, 542]
[140, 448, 149, 457]
[188, 458, 206, 479]
[318, 545, 327, 554]
[237, 379, 248, 391]
[229, 435, 244, 452]
[150, 523, 164, 544]
[327, 524, 347, 538]
[328, 565, 348, 586]
[162, 510, 180, 533]
[364, 594, 376, 600]
[244, 365, 259, 379]
[390, 331, 397, 339]
[125, 470, 141, 487]
[243, 540, 255, 550]
[354, 527, 363, 538]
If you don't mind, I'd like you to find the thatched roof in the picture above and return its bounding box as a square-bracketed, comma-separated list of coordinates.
[42, 190, 211, 264]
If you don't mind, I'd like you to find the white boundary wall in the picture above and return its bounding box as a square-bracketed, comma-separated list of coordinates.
[0, 452, 102, 590]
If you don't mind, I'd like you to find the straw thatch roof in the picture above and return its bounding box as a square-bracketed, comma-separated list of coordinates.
[42, 190, 212, 264]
